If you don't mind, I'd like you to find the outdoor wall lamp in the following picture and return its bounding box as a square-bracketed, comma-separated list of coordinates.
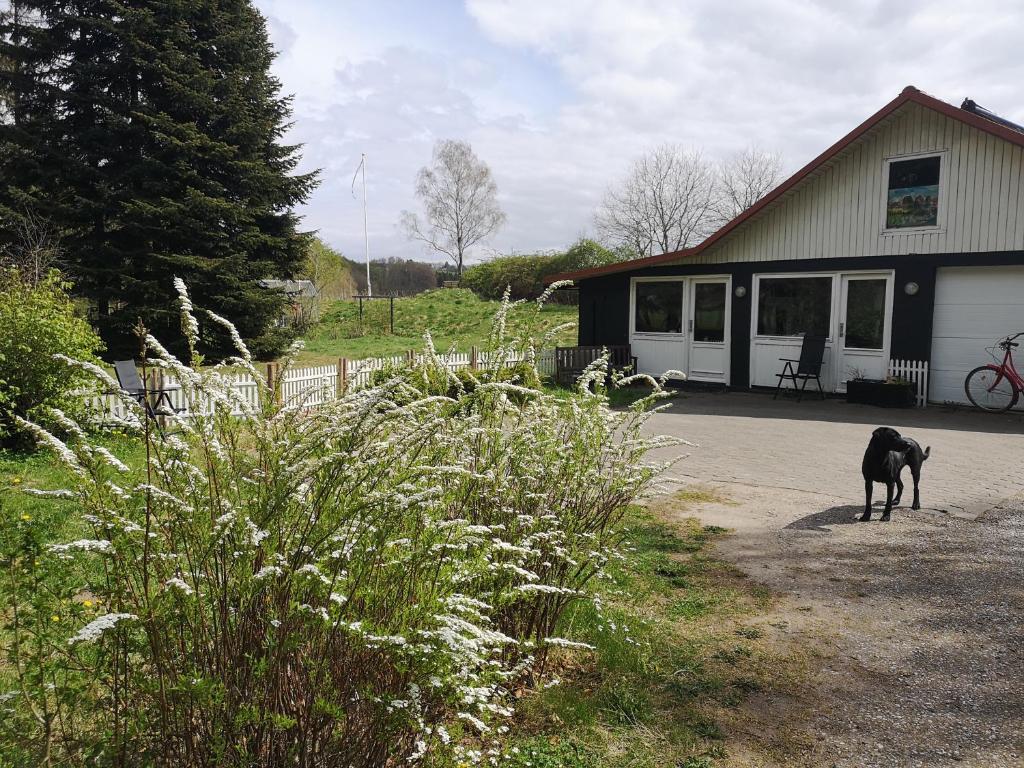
[904, 281, 920, 296]
[734, 285, 748, 298]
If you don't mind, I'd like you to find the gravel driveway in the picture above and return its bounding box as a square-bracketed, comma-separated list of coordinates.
[645, 393, 1024, 767]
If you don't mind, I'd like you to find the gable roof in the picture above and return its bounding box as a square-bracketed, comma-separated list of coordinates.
[550, 85, 1024, 283]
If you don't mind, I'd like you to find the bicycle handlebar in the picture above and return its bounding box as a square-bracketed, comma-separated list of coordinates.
[998, 332, 1023, 349]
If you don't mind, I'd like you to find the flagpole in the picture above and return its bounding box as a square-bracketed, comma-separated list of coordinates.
[361, 153, 371, 297]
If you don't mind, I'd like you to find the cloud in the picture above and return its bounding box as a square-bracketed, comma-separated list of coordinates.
[263, 13, 297, 56]
[259, 0, 1024, 264]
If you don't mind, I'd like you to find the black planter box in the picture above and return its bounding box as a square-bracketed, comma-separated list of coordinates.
[846, 378, 915, 408]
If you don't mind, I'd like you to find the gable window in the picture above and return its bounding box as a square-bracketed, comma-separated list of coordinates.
[886, 155, 940, 229]
[634, 281, 683, 334]
[756, 276, 832, 337]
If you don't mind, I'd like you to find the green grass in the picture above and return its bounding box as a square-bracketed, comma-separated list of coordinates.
[0, 433, 144, 529]
[501, 494, 803, 768]
[296, 288, 578, 364]
[0, 433, 146, 699]
[542, 383, 683, 410]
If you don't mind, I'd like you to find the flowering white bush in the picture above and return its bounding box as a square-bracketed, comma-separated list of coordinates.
[0, 283, 681, 766]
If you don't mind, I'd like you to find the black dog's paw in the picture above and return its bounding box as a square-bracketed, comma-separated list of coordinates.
[859, 513, 872, 522]
[911, 503, 920, 511]
[880, 513, 891, 522]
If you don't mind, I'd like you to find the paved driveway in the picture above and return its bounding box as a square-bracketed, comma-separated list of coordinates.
[647, 391, 1024, 519]
[643, 392, 1024, 767]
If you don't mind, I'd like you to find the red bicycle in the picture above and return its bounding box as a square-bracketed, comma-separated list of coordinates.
[964, 332, 1024, 412]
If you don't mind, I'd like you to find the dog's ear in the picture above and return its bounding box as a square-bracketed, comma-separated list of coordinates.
[871, 426, 903, 449]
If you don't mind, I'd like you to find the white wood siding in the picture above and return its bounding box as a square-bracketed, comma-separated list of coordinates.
[681, 103, 1024, 265]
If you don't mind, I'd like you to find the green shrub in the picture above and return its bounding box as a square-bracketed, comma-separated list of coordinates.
[0, 269, 104, 447]
[1, 283, 680, 766]
[462, 239, 621, 302]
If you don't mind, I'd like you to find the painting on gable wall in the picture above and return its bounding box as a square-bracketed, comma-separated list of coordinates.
[886, 156, 940, 228]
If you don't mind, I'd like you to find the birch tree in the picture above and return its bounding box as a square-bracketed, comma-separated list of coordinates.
[401, 140, 506, 278]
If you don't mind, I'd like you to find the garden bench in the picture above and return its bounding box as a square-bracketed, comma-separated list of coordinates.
[555, 345, 637, 388]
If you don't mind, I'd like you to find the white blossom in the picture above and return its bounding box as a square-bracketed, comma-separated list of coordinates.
[164, 577, 194, 595]
[68, 613, 137, 645]
[49, 539, 114, 556]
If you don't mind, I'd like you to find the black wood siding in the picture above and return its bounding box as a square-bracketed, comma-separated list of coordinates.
[576, 251, 1024, 388]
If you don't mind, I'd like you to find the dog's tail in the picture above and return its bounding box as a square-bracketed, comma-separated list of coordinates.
[923, 446, 931, 460]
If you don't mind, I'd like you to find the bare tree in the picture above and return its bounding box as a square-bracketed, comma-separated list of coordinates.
[715, 146, 783, 223]
[400, 140, 506, 278]
[0, 209, 61, 286]
[596, 145, 718, 259]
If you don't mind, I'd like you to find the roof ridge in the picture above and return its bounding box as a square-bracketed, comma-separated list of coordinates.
[550, 85, 1024, 283]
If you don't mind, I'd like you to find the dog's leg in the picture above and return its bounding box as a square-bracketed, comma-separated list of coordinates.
[881, 482, 894, 521]
[861, 480, 873, 521]
[893, 474, 904, 507]
[911, 463, 921, 510]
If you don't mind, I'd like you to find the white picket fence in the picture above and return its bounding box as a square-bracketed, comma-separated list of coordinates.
[888, 358, 929, 407]
[86, 349, 558, 423]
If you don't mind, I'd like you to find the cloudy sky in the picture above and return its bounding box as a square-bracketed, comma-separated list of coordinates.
[253, 0, 1024, 265]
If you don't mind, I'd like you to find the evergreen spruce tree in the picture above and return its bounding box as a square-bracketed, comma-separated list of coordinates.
[0, 1, 317, 359]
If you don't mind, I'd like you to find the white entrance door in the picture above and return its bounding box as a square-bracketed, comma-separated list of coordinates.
[687, 278, 730, 383]
[629, 277, 731, 382]
[835, 274, 892, 390]
[630, 278, 688, 377]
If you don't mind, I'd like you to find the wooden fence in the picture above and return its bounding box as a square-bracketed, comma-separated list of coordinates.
[888, 358, 929, 407]
[86, 348, 558, 422]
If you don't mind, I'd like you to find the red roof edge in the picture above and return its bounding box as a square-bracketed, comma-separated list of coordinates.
[547, 85, 1024, 284]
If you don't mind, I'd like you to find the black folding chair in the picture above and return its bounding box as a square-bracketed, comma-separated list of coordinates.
[773, 334, 827, 401]
[113, 360, 182, 434]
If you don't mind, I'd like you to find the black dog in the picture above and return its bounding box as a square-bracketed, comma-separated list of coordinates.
[861, 426, 930, 522]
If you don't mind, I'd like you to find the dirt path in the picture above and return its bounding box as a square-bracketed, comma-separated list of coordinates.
[660, 481, 1024, 768]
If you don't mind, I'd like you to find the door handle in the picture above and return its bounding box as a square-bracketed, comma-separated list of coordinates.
[839, 322, 845, 338]
[688, 319, 693, 333]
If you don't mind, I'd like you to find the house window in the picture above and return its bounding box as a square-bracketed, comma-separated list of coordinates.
[634, 281, 683, 334]
[886, 155, 940, 229]
[756, 276, 832, 337]
[844, 279, 887, 349]
[692, 283, 726, 342]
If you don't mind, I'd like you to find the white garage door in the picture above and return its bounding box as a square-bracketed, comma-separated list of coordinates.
[930, 266, 1024, 407]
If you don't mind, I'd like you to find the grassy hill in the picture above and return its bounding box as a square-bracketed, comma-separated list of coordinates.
[296, 288, 578, 363]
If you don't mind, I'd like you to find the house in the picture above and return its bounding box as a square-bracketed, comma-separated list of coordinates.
[259, 279, 319, 326]
[551, 86, 1024, 406]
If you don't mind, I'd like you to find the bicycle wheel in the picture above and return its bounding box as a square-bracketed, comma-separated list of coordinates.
[964, 366, 1019, 412]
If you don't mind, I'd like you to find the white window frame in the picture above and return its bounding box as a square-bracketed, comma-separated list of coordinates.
[749, 269, 895, 391]
[880, 149, 948, 236]
[629, 276, 687, 338]
[751, 272, 837, 342]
